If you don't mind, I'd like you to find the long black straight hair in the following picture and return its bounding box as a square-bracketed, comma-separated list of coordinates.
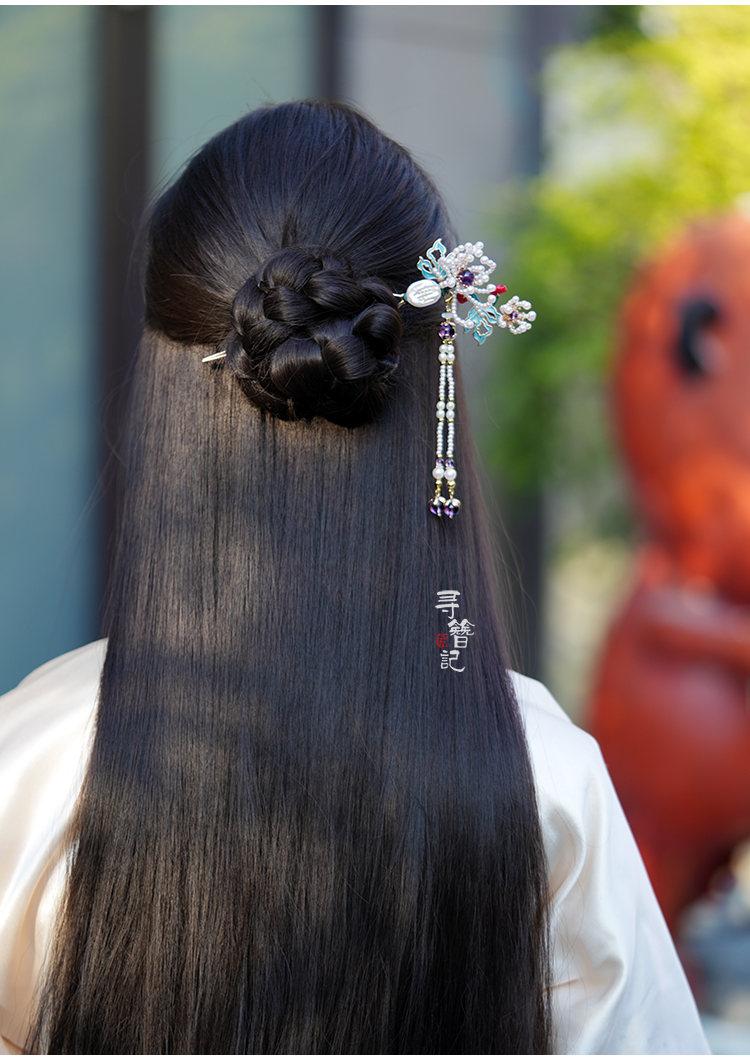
[31, 101, 552, 1053]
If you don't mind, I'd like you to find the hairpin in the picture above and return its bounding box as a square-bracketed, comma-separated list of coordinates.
[395, 240, 535, 518]
[203, 241, 535, 520]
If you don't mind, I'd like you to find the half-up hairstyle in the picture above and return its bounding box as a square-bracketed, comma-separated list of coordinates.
[31, 101, 552, 1054]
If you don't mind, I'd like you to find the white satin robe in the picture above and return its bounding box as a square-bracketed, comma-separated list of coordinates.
[0, 641, 709, 1054]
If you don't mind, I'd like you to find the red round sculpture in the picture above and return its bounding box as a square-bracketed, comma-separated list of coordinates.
[589, 213, 750, 932]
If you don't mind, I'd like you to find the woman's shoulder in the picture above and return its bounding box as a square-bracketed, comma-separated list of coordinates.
[510, 670, 709, 1054]
[4, 638, 105, 705]
[511, 669, 599, 752]
[0, 638, 104, 812]
[0, 640, 104, 1054]
[510, 670, 617, 908]
[510, 670, 606, 816]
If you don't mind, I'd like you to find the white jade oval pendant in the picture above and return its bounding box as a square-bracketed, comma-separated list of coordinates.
[404, 279, 442, 307]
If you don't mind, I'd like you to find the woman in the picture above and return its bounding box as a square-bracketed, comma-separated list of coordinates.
[0, 101, 707, 1053]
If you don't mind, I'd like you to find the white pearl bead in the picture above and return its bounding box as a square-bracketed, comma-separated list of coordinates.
[436, 401, 445, 410]
[436, 409, 445, 420]
[445, 468, 457, 482]
[446, 409, 455, 421]
[439, 352, 448, 363]
[446, 351, 455, 363]
[446, 401, 455, 410]
[432, 466, 444, 480]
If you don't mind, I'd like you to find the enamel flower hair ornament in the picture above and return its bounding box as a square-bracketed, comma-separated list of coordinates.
[395, 239, 536, 518]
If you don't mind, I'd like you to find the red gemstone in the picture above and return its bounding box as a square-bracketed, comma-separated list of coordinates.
[493, 284, 507, 295]
[457, 294, 467, 304]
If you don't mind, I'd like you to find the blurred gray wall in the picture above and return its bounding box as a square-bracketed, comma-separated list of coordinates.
[343, 7, 522, 240]
[0, 7, 99, 694]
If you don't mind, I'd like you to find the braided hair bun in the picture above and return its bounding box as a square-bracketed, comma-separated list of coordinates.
[219, 249, 402, 427]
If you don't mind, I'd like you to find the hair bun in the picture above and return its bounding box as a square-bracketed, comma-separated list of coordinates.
[223, 249, 403, 427]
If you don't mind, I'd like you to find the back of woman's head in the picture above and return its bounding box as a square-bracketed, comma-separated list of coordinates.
[146, 101, 444, 426]
[31, 101, 552, 1054]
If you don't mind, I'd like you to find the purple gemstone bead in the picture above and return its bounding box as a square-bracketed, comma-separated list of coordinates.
[438, 322, 455, 340]
[445, 458, 454, 468]
[458, 269, 474, 286]
[444, 498, 461, 518]
[430, 496, 445, 517]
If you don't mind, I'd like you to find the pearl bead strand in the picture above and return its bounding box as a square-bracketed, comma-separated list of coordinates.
[430, 293, 461, 517]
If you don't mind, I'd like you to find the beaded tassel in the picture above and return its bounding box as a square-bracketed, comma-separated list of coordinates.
[430, 298, 460, 517]
[396, 239, 536, 518]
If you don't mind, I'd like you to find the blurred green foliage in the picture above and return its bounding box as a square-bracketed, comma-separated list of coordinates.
[484, 6, 750, 509]
[588, 5, 644, 42]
